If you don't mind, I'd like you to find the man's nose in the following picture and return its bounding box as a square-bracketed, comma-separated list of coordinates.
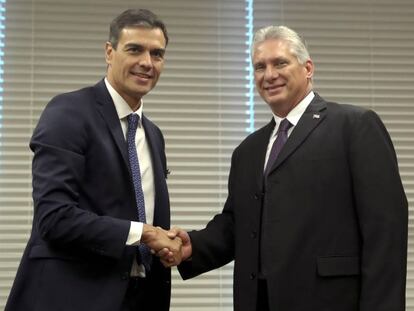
[264, 66, 278, 80]
[138, 51, 152, 69]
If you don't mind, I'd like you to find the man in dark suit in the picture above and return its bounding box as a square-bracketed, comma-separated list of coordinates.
[5, 9, 181, 311]
[164, 25, 408, 311]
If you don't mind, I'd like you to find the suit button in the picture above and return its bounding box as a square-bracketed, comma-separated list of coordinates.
[253, 194, 260, 200]
[121, 272, 129, 280]
[250, 273, 256, 280]
[250, 231, 257, 239]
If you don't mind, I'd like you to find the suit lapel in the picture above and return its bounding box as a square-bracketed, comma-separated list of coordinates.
[252, 120, 276, 190]
[142, 116, 170, 228]
[94, 80, 130, 169]
[267, 94, 327, 175]
[93, 80, 169, 227]
[142, 115, 165, 182]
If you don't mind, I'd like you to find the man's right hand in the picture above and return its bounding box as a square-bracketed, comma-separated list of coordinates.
[141, 224, 183, 265]
[156, 226, 192, 267]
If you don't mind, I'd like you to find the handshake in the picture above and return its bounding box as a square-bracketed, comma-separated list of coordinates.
[141, 224, 192, 267]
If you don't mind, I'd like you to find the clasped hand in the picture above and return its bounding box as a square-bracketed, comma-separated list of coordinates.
[141, 225, 192, 267]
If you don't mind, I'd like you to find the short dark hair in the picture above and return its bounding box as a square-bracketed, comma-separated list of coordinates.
[108, 9, 168, 49]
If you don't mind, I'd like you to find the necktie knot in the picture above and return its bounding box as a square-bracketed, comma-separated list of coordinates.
[127, 113, 140, 132]
[278, 118, 292, 133]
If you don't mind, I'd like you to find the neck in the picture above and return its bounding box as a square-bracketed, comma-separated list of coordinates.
[129, 100, 142, 112]
[105, 74, 142, 111]
[272, 87, 312, 118]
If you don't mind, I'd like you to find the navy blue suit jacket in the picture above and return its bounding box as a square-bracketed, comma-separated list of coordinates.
[6, 79, 171, 311]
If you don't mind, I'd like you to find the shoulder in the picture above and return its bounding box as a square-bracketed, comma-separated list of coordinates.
[31, 84, 98, 152]
[317, 96, 389, 145]
[47, 85, 96, 112]
[38, 83, 102, 127]
[313, 95, 383, 130]
[232, 122, 272, 157]
[319, 95, 376, 120]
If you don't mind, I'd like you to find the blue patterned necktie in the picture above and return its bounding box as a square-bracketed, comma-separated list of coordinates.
[264, 118, 292, 176]
[127, 113, 152, 272]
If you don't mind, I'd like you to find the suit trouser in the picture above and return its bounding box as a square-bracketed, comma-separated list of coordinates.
[121, 276, 151, 311]
[257, 278, 270, 311]
[122, 275, 269, 311]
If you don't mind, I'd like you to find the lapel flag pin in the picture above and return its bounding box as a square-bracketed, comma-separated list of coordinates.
[313, 114, 320, 119]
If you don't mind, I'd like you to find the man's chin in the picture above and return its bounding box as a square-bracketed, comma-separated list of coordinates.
[129, 85, 153, 98]
[265, 95, 284, 106]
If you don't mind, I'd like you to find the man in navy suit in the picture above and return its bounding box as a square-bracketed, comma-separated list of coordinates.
[5, 9, 181, 311]
[164, 25, 408, 311]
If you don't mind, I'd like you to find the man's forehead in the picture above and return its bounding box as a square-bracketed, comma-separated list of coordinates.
[253, 40, 291, 60]
[119, 27, 166, 45]
[254, 38, 288, 51]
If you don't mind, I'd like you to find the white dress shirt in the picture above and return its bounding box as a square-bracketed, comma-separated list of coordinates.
[264, 91, 315, 170]
[105, 78, 155, 277]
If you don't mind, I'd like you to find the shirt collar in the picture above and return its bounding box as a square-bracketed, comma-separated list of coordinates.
[272, 91, 315, 127]
[104, 77, 143, 121]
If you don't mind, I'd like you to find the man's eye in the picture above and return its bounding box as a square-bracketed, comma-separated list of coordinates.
[152, 51, 164, 58]
[276, 60, 288, 67]
[127, 47, 141, 53]
[254, 65, 264, 71]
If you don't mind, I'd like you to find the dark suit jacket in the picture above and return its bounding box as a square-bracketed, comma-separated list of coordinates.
[6, 79, 171, 311]
[179, 94, 408, 311]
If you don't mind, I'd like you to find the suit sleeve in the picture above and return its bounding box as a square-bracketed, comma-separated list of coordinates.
[30, 95, 130, 260]
[179, 150, 237, 279]
[349, 109, 408, 310]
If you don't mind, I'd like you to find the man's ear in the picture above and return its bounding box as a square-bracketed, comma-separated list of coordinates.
[305, 59, 314, 79]
[105, 42, 113, 65]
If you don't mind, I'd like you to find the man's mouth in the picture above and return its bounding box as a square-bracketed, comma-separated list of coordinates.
[131, 72, 152, 79]
[264, 84, 284, 93]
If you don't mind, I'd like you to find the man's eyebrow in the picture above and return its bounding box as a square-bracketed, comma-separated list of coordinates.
[123, 43, 165, 54]
[123, 43, 143, 49]
[256, 56, 289, 63]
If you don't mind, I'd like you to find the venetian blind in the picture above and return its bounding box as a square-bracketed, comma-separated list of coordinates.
[0, 0, 249, 310]
[253, 0, 414, 309]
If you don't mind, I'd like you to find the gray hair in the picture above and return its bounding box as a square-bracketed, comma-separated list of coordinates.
[251, 25, 310, 64]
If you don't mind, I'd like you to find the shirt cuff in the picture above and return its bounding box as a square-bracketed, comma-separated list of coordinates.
[126, 221, 143, 246]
